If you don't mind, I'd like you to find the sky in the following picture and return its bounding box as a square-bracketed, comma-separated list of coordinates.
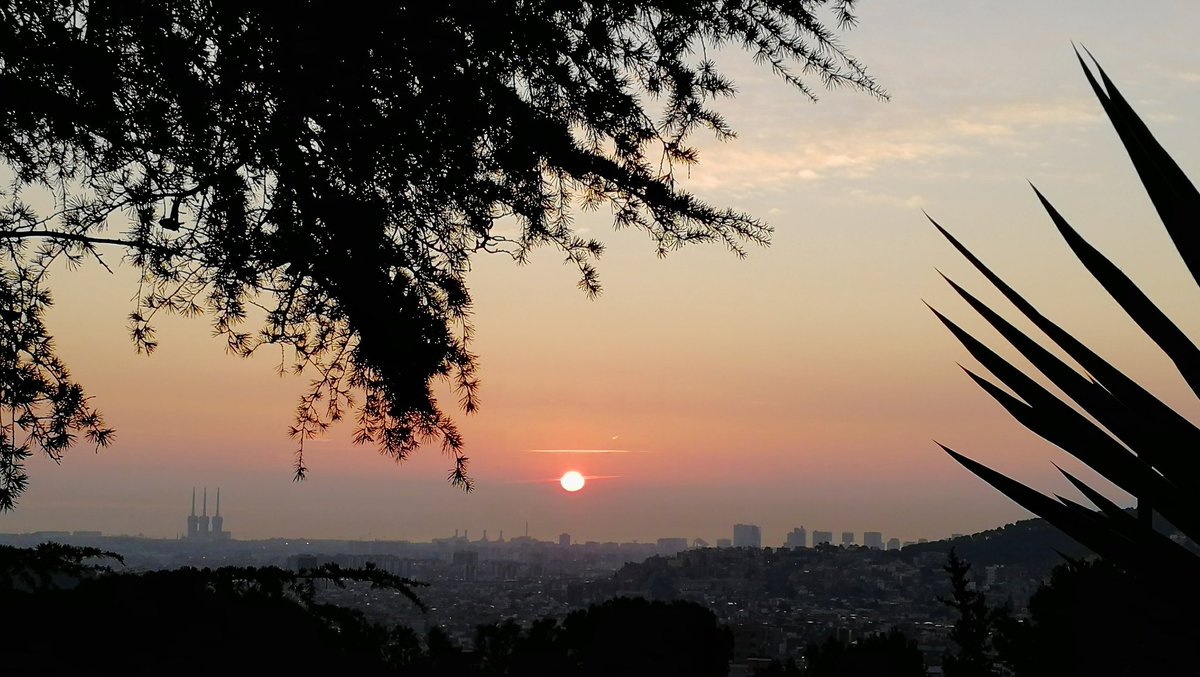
[3, 1, 1200, 546]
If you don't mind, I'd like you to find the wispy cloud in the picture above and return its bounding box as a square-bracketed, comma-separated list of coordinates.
[688, 139, 962, 195]
[684, 98, 1101, 197]
[844, 189, 929, 209]
[525, 449, 646, 454]
[950, 100, 1100, 140]
[505, 474, 624, 484]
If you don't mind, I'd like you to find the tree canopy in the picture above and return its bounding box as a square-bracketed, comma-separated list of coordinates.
[0, 0, 883, 507]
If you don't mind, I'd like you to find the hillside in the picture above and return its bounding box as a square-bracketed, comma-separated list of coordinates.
[901, 517, 1093, 568]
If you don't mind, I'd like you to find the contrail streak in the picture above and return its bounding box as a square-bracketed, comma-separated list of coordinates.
[525, 449, 646, 454]
[506, 475, 623, 484]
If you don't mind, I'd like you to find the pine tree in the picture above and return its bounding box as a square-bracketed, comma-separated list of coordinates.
[0, 1, 884, 505]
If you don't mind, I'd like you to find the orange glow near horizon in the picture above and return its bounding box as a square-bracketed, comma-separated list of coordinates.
[4, 4, 1197, 545]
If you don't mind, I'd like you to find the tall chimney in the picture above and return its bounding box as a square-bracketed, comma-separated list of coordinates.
[197, 488, 211, 537]
[186, 488, 199, 539]
[211, 488, 225, 538]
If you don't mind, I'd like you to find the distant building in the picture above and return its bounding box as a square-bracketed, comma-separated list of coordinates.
[452, 550, 479, 581]
[784, 526, 807, 549]
[210, 489, 226, 538]
[886, 537, 901, 551]
[559, 532, 571, 547]
[692, 538, 710, 549]
[863, 531, 884, 550]
[812, 530, 833, 546]
[985, 564, 1003, 587]
[186, 488, 199, 539]
[293, 554, 319, 572]
[197, 488, 210, 537]
[186, 487, 231, 541]
[840, 531, 855, 546]
[733, 524, 762, 548]
[716, 538, 732, 548]
[656, 537, 689, 556]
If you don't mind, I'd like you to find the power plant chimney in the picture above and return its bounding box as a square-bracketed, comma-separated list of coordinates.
[186, 488, 199, 539]
[197, 487, 211, 537]
[211, 487, 224, 537]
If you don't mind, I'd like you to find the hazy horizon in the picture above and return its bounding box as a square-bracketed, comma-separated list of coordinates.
[3, 2, 1199, 545]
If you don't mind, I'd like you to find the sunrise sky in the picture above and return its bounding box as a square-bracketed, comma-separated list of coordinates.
[4, 1, 1200, 546]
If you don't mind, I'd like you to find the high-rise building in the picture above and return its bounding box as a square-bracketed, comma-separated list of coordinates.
[559, 532, 571, 547]
[733, 524, 762, 548]
[452, 550, 479, 581]
[812, 530, 833, 545]
[886, 537, 901, 551]
[784, 526, 807, 549]
[863, 531, 884, 550]
[716, 538, 732, 548]
[985, 565, 1002, 587]
[840, 531, 855, 546]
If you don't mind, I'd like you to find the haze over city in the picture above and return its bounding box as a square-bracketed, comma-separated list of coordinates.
[3, 1, 1199, 545]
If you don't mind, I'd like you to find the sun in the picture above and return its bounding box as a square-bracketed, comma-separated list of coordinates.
[560, 471, 586, 492]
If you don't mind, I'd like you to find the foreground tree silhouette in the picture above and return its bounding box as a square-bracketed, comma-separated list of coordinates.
[1, 546, 424, 675]
[449, 598, 731, 677]
[802, 629, 926, 677]
[0, 1, 884, 506]
[939, 550, 999, 677]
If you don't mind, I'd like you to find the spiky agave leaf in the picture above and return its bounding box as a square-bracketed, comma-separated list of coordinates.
[931, 218, 1200, 465]
[940, 445, 1142, 568]
[933, 51, 1200, 574]
[1032, 186, 1200, 398]
[937, 271, 1200, 487]
[1075, 46, 1200, 288]
[928, 305, 1196, 531]
[1049, 465, 1200, 574]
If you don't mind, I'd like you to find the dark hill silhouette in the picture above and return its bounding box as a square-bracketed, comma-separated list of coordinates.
[902, 517, 1093, 568]
[906, 509, 1193, 569]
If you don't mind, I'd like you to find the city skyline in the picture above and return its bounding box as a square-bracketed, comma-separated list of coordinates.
[23, 505, 945, 548]
[2, 3, 1199, 542]
[2, 523, 944, 550]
